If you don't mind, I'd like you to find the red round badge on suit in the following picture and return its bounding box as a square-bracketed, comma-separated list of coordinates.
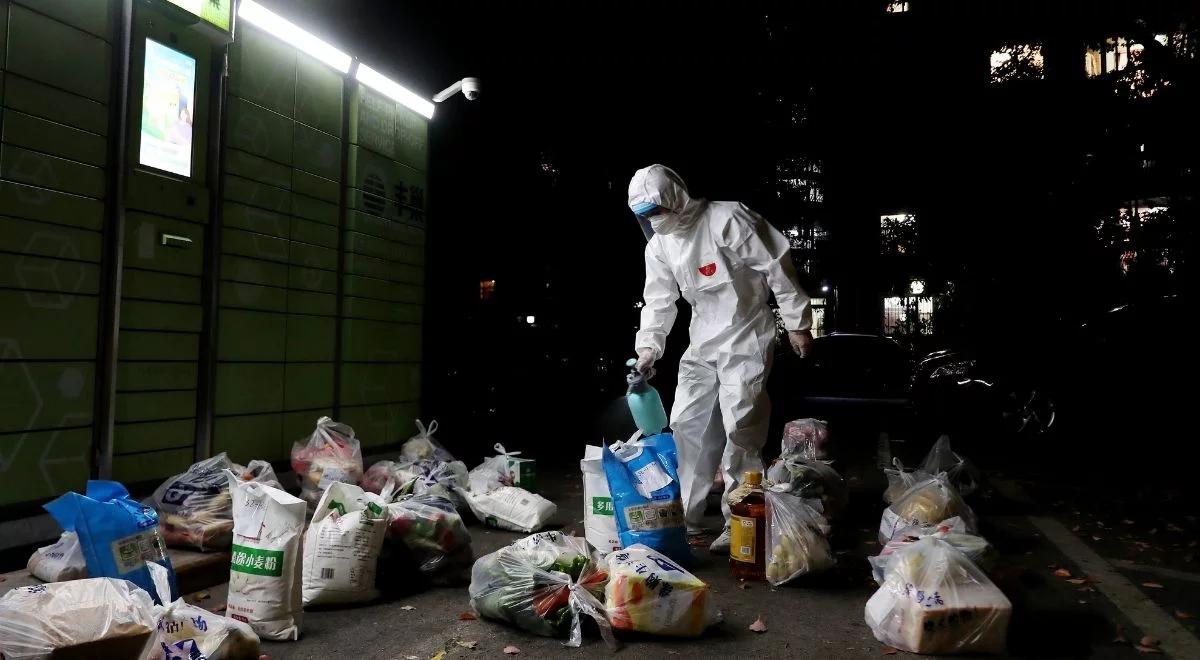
[698, 263, 717, 277]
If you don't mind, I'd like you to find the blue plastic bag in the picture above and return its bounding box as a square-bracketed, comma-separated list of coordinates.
[44, 480, 178, 604]
[602, 432, 691, 564]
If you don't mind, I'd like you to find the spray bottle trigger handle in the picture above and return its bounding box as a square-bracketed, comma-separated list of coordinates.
[625, 358, 638, 368]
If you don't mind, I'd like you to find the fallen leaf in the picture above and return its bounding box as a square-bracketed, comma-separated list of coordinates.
[1136, 645, 1164, 654]
[1142, 582, 1165, 589]
[1149, 528, 1159, 535]
[1093, 536, 1103, 541]
[458, 611, 478, 620]
[749, 615, 768, 633]
[1176, 609, 1193, 620]
[665, 651, 679, 656]
[1167, 523, 1183, 532]
[503, 645, 521, 655]
[258, 655, 270, 660]
[1123, 519, 1135, 525]
[406, 656, 419, 659]
[882, 646, 899, 655]
[1053, 568, 1072, 578]
[1079, 599, 1088, 604]
[1072, 525, 1082, 532]
[400, 605, 416, 610]
[738, 582, 750, 590]
[455, 640, 478, 650]
[1067, 578, 1088, 585]
[1140, 636, 1161, 648]
[193, 591, 211, 602]
[1113, 624, 1128, 644]
[431, 652, 446, 660]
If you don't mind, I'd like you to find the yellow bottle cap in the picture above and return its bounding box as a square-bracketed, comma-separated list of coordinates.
[743, 471, 762, 486]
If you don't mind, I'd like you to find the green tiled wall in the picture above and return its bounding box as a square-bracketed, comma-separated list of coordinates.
[212, 25, 343, 464]
[0, 0, 112, 506]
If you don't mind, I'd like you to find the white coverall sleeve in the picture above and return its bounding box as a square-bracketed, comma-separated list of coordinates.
[732, 207, 813, 332]
[635, 242, 680, 358]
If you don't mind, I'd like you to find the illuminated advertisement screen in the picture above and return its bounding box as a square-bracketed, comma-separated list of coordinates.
[139, 39, 197, 178]
[164, 0, 233, 32]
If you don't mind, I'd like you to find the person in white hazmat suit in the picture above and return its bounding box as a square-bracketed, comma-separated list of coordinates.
[629, 164, 813, 553]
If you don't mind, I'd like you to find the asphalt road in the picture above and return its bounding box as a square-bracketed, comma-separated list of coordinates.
[210, 459, 1197, 659]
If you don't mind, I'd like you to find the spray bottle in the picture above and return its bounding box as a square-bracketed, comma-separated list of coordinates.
[625, 358, 669, 436]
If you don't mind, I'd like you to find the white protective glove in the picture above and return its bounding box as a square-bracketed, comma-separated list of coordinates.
[634, 348, 656, 375]
[788, 330, 813, 359]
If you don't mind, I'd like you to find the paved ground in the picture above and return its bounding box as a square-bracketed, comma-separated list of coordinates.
[173, 457, 1195, 659]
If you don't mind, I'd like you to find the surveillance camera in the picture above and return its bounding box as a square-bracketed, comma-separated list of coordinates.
[461, 77, 481, 100]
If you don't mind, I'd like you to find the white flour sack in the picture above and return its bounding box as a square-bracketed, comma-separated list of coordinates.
[225, 471, 306, 641]
[302, 481, 390, 606]
[581, 445, 620, 555]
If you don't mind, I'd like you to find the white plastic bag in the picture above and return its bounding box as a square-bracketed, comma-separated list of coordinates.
[144, 599, 260, 660]
[401, 419, 454, 463]
[459, 485, 556, 533]
[869, 517, 995, 585]
[409, 459, 470, 510]
[469, 531, 612, 647]
[605, 544, 720, 637]
[361, 459, 421, 496]
[302, 482, 390, 606]
[879, 473, 977, 544]
[150, 453, 280, 551]
[225, 472, 305, 641]
[765, 452, 847, 521]
[765, 490, 835, 586]
[581, 445, 620, 555]
[27, 531, 87, 582]
[290, 416, 363, 508]
[865, 538, 1011, 655]
[0, 578, 157, 660]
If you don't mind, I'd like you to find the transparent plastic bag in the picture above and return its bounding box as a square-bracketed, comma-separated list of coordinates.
[765, 490, 835, 586]
[27, 531, 87, 582]
[149, 453, 280, 551]
[869, 517, 995, 585]
[765, 452, 848, 521]
[919, 435, 982, 497]
[401, 419, 455, 463]
[0, 578, 157, 660]
[145, 599, 260, 660]
[385, 493, 473, 574]
[882, 457, 927, 505]
[290, 417, 363, 508]
[605, 544, 721, 637]
[865, 538, 1011, 655]
[469, 531, 613, 648]
[879, 473, 977, 544]
[362, 459, 422, 496]
[393, 459, 470, 510]
[781, 418, 831, 459]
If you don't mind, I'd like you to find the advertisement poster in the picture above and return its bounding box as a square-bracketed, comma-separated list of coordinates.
[165, 0, 233, 31]
[139, 39, 197, 178]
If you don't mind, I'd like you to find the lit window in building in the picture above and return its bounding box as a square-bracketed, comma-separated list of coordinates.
[883, 296, 935, 336]
[886, 1, 909, 13]
[775, 157, 824, 203]
[990, 43, 1045, 83]
[479, 279, 496, 301]
[881, 213, 917, 255]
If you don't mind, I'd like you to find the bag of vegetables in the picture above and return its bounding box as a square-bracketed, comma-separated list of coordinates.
[879, 473, 977, 544]
[148, 453, 280, 551]
[362, 459, 422, 496]
[385, 493, 472, 573]
[401, 419, 455, 463]
[469, 531, 614, 648]
[765, 450, 847, 522]
[290, 417, 363, 509]
[765, 490, 835, 586]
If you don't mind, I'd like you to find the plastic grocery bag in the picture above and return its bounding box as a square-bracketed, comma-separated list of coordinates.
[302, 482, 390, 606]
[225, 472, 305, 641]
[882, 457, 925, 504]
[581, 445, 621, 555]
[145, 599, 260, 660]
[148, 453, 280, 552]
[27, 531, 87, 582]
[869, 517, 995, 585]
[865, 538, 1011, 655]
[605, 544, 720, 637]
[290, 416, 363, 508]
[361, 459, 422, 496]
[460, 485, 557, 533]
[407, 459, 470, 510]
[765, 451, 848, 521]
[0, 578, 157, 660]
[781, 418, 831, 459]
[44, 480, 178, 605]
[401, 419, 455, 463]
[919, 435, 982, 497]
[602, 431, 690, 564]
[765, 490, 835, 586]
[385, 493, 473, 573]
[879, 473, 977, 544]
[469, 531, 613, 648]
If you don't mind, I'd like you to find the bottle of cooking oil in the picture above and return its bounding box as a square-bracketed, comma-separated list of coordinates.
[729, 470, 766, 581]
